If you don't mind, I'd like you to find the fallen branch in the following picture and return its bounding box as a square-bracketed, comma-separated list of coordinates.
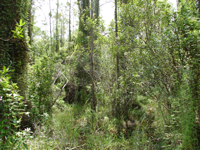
[50, 72, 69, 108]
[0, 35, 13, 41]
[65, 144, 85, 150]
[52, 71, 61, 85]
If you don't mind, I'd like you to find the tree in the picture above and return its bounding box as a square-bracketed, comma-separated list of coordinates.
[90, 0, 96, 112]
[0, 0, 29, 98]
[73, 0, 90, 104]
[69, 0, 72, 43]
[114, 0, 122, 136]
[56, 0, 59, 52]
[94, 0, 100, 24]
[28, 0, 34, 45]
[49, 0, 53, 50]
[77, 0, 90, 47]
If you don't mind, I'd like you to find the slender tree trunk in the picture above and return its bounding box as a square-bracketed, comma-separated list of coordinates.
[115, 0, 121, 136]
[49, 0, 52, 51]
[69, 0, 71, 43]
[95, 0, 99, 24]
[115, 0, 119, 86]
[60, 19, 63, 47]
[28, 0, 33, 45]
[56, 0, 59, 52]
[90, 0, 96, 112]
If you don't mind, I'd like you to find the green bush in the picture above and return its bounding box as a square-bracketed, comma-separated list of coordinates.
[0, 66, 26, 149]
[28, 56, 54, 121]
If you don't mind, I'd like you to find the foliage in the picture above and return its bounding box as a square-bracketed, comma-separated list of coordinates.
[1, 0, 200, 149]
[26, 103, 148, 150]
[0, 66, 30, 149]
[109, 0, 200, 149]
[28, 55, 54, 121]
[12, 19, 26, 39]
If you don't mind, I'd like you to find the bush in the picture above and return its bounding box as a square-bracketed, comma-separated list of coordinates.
[0, 66, 27, 149]
[28, 56, 54, 121]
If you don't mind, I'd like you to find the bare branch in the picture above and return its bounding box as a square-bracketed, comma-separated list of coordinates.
[51, 72, 69, 108]
[100, 1, 113, 7]
[0, 35, 13, 41]
[65, 144, 85, 150]
[52, 71, 61, 85]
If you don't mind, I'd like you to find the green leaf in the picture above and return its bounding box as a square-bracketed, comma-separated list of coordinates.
[23, 143, 28, 150]
[3, 66, 6, 72]
[19, 19, 25, 26]
[20, 19, 22, 25]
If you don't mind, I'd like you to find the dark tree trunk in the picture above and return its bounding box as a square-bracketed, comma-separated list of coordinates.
[28, 0, 33, 45]
[0, 0, 31, 130]
[115, 0, 122, 136]
[95, 0, 100, 24]
[0, 0, 28, 98]
[90, 0, 96, 112]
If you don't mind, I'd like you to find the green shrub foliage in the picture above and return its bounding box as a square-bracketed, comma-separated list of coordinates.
[0, 66, 25, 149]
[28, 56, 54, 121]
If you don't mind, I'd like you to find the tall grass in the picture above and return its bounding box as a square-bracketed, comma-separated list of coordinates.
[25, 100, 152, 149]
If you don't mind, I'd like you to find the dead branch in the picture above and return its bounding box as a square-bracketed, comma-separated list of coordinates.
[51, 72, 69, 108]
[52, 71, 61, 85]
[0, 35, 13, 41]
[65, 144, 85, 150]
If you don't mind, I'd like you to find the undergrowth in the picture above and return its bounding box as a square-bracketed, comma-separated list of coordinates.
[23, 97, 183, 150]
[24, 100, 155, 150]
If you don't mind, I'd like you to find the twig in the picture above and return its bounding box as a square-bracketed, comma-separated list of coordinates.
[51, 72, 69, 108]
[32, 4, 47, 23]
[100, 1, 113, 7]
[65, 144, 85, 150]
[0, 35, 13, 41]
[52, 71, 61, 85]
[51, 82, 67, 108]
[60, 72, 68, 82]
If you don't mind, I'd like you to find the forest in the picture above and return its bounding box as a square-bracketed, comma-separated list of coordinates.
[0, 0, 200, 149]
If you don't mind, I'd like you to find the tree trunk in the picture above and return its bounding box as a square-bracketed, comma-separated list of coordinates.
[56, 0, 59, 52]
[95, 0, 99, 24]
[115, 0, 121, 136]
[28, 0, 33, 45]
[49, 0, 52, 51]
[78, 0, 90, 47]
[0, 0, 28, 98]
[90, 0, 96, 112]
[69, 0, 72, 43]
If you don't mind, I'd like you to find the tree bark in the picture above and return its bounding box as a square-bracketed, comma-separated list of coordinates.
[56, 0, 59, 52]
[49, 0, 52, 51]
[28, 0, 33, 45]
[69, 0, 72, 42]
[115, 0, 121, 136]
[0, 0, 28, 98]
[90, 0, 96, 112]
[95, 0, 99, 24]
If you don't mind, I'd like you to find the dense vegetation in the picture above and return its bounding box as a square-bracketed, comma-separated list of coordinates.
[0, 0, 200, 149]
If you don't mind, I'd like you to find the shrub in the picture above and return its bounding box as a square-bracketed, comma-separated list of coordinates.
[0, 66, 26, 149]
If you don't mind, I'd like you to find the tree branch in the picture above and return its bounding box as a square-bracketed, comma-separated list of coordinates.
[50, 72, 68, 108]
[65, 144, 85, 150]
[0, 35, 13, 41]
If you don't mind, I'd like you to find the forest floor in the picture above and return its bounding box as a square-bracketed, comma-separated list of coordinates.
[24, 98, 179, 150]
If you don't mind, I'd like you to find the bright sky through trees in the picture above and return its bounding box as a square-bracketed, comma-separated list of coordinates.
[34, 0, 177, 33]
